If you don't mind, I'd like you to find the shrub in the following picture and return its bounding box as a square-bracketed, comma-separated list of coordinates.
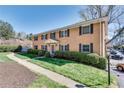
[0, 45, 19, 52]
[14, 45, 22, 52]
[54, 51, 107, 69]
[38, 50, 46, 56]
[27, 49, 40, 55]
[98, 57, 107, 69]
[45, 51, 50, 58]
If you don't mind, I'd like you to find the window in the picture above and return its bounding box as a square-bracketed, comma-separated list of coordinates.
[82, 45, 90, 52]
[59, 44, 69, 51]
[82, 26, 90, 34]
[41, 45, 47, 51]
[42, 34, 47, 40]
[79, 43, 93, 53]
[59, 29, 69, 37]
[79, 24, 93, 35]
[50, 32, 56, 39]
[34, 35, 38, 41]
[34, 45, 38, 49]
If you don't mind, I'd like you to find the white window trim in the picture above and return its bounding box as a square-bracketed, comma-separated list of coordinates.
[82, 44, 91, 53]
[81, 25, 91, 34]
[50, 32, 56, 39]
[42, 34, 47, 40]
[42, 45, 47, 50]
[61, 29, 68, 37]
[61, 44, 68, 51]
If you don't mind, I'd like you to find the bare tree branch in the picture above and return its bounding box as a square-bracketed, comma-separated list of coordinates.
[106, 26, 124, 44]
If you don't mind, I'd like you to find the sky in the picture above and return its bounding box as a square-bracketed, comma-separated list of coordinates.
[0, 5, 82, 34]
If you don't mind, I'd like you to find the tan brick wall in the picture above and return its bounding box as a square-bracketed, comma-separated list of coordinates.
[32, 22, 107, 57]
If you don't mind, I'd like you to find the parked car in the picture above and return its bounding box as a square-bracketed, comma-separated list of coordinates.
[111, 53, 123, 60]
[110, 50, 117, 55]
[116, 64, 124, 71]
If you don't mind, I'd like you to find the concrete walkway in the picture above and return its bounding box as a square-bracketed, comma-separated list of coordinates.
[7, 53, 86, 88]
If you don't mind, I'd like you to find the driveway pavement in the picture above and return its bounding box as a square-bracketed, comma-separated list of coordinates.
[110, 58, 124, 88]
[0, 62, 36, 88]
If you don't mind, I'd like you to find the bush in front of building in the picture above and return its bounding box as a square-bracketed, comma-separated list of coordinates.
[54, 51, 107, 69]
[27, 49, 47, 56]
[45, 51, 50, 58]
[38, 50, 46, 56]
[98, 57, 107, 69]
[27, 49, 40, 55]
[0, 45, 22, 52]
[14, 45, 22, 52]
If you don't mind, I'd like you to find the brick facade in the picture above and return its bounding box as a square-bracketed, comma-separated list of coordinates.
[32, 17, 108, 57]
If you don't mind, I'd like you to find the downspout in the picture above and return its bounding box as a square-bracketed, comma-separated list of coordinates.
[100, 21, 102, 56]
[102, 22, 105, 57]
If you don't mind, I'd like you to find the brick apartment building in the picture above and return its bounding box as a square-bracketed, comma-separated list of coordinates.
[32, 17, 108, 57]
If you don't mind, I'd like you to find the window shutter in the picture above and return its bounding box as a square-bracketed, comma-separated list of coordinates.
[50, 33, 52, 39]
[79, 26, 82, 35]
[67, 44, 69, 51]
[54, 32, 56, 39]
[90, 43, 93, 53]
[46, 45, 47, 51]
[59, 44, 61, 51]
[61, 31, 63, 37]
[61, 45, 63, 51]
[46, 34, 48, 39]
[79, 43, 81, 52]
[90, 24, 93, 34]
[59, 31, 61, 38]
[41, 35, 43, 40]
[67, 29, 70, 37]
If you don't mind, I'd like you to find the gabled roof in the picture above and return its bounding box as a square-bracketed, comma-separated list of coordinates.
[35, 17, 108, 35]
[44, 39, 58, 44]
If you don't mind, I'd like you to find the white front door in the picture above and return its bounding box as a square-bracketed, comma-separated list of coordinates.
[50, 45, 55, 54]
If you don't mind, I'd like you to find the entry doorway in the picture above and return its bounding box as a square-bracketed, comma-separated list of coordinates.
[50, 45, 55, 54]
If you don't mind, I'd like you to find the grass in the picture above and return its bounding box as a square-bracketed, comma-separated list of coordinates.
[0, 52, 15, 63]
[29, 74, 66, 88]
[15, 53, 117, 88]
[0, 52, 65, 88]
[15, 53, 35, 59]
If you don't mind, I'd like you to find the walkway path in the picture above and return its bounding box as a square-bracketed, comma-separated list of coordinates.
[7, 53, 86, 88]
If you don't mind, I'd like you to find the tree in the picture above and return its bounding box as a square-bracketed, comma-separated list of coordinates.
[16, 32, 27, 40]
[28, 33, 33, 40]
[79, 5, 124, 24]
[79, 5, 124, 42]
[25, 33, 33, 40]
[0, 20, 15, 40]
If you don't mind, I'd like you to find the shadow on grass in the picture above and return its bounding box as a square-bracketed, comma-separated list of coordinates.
[16, 53, 75, 66]
[16, 53, 36, 59]
[33, 57, 74, 66]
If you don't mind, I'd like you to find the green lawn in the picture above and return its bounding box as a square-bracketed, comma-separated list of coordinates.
[0, 52, 15, 63]
[15, 53, 35, 59]
[0, 52, 65, 88]
[15, 53, 117, 88]
[29, 74, 66, 88]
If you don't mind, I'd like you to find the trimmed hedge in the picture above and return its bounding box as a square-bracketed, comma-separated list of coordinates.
[38, 50, 46, 56]
[0, 45, 22, 52]
[14, 45, 22, 52]
[27, 49, 46, 56]
[27, 49, 40, 55]
[55, 51, 107, 69]
[45, 51, 50, 58]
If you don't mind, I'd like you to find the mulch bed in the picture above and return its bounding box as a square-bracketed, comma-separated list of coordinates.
[0, 62, 37, 88]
